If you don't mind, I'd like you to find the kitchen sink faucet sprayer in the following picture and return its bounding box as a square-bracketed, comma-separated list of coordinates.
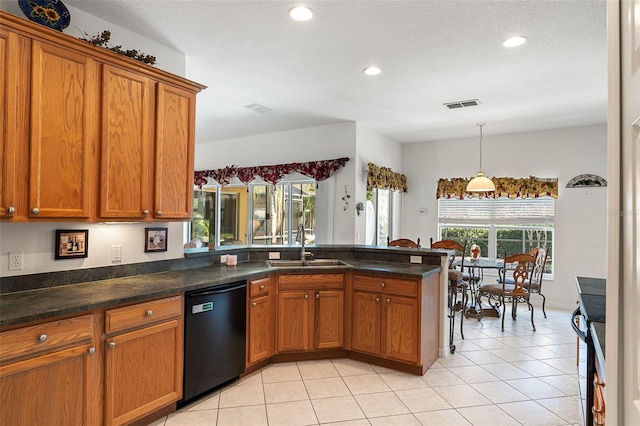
[298, 224, 313, 261]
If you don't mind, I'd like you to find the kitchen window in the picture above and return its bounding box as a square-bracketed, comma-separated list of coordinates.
[191, 180, 316, 247]
[366, 188, 393, 246]
[438, 197, 555, 275]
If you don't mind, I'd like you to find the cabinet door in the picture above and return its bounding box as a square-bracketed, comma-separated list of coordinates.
[277, 291, 312, 352]
[29, 41, 98, 219]
[383, 295, 419, 363]
[100, 65, 155, 220]
[247, 294, 272, 365]
[0, 30, 29, 220]
[104, 319, 183, 426]
[315, 290, 344, 349]
[351, 291, 381, 355]
[154, 83, 195, 219]
[0, 342, 100, 426]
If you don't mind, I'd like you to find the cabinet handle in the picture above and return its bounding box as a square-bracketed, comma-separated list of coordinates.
[259, 285, 265, 290]
[304, 294, 309, 299]
[146, 310, 153, 317]
[37, 334, 47, 343]
[143, 210, 150, 216]
[386, 298, 391, 304]
[375, 297, 380, 303]
[108, 342, 116, 349]
[88, 347, 96, 355]
[252, 302, 257, 307]
[31, 208, 40, 215]
[380, 282, 385, 288]
[6, 206, 15, 215]
[156, 210, 163, 216]
[316, 293, 320, 299]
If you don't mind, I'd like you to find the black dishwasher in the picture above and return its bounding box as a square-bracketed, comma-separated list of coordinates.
[181, 281, 246, 404]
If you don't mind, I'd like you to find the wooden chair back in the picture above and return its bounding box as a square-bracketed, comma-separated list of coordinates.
[501, 252, 536, 295]
[430, 238, 466, 270]
[387, 237, 421, 248]
[529, 247, 547, 286]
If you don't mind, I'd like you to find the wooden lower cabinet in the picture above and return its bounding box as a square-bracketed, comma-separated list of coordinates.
[350, 274, 434, 367]
[247, 277, 274, 367]
[104, 296, 183, 426]
[351, 290, 418, 363]
[276, 274, 344, 353]
[0, 314, 101, 426]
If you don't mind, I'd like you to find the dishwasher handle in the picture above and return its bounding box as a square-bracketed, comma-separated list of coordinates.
[187, 282, 246, 298]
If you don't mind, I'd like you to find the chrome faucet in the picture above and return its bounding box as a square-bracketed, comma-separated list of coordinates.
[298, 224, 312, 261]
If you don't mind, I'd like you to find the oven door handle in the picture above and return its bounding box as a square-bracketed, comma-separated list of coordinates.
[571, 306, 587, 342]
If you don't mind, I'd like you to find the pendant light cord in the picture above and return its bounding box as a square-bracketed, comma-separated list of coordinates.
[477, 122, 484, 172]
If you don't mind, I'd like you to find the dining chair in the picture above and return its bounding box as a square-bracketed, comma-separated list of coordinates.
[528, 247, 549, 317]
[497, 247, 549, 318]
[387, 237, 421, 248]
[430, 238, 469, 353]
[478, 251, 537, 331]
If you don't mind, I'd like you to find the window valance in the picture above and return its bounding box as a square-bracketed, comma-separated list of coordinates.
[367, 162, 407, 192]
[436, 176, 558, 199]
[194, 157, 349, 188]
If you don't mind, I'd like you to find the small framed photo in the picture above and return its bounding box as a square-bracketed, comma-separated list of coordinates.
[55, 230, 89, 260]
[145, 227, 168, 252]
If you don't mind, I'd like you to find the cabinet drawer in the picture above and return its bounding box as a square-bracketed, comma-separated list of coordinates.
[250, 277, 272, 297]
[353, 275, 417, 297]
[279, 274, 344, 290]
[0, 314, 95, 363]
[105, 295, 182, 334]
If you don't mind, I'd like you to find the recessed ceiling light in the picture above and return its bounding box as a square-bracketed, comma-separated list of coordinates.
[289, 6, 314, 22]
[363, 66, 381, 76]
[502, 36, 528, 48]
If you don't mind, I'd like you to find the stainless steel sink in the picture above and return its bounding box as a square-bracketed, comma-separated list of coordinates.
[266, 259, 351, 268]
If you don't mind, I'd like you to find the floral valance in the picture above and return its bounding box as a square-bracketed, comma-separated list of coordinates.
[367, 162, 407, 192]
[194, 157, 349, 188]
[436, 176, 558, 199]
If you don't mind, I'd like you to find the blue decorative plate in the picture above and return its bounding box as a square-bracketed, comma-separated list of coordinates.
[18, 0, 71, 31]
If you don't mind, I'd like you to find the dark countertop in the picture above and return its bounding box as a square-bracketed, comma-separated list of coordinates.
[576, 276, 606, 296]
[0, 259, 440, 328]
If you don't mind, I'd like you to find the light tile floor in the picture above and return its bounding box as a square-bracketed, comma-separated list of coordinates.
[149, 307, 583, 426]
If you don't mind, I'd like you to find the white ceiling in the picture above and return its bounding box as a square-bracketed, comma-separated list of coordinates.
[64, 0, 608, 144]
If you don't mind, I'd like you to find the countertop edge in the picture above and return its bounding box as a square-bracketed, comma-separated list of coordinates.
[1, 261, 440, 328]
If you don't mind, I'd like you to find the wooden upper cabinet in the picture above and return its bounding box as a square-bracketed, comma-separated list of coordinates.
[29, 41, 98, 219]
[1, 12, 205, 222]
[100, 65, 155, 220]
[154, 83, 195, 219]
[0, 30, 29, 221]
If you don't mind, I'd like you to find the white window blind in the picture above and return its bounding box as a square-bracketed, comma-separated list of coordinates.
[438, 198, 555, 225]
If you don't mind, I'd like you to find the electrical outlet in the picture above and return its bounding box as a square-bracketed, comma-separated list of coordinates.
[9, 252, 23, 271]
[410, 255, 423, 264]
[220, 255, 227, 264]
[111, 245, 122, 262]
[268, 252, 281, 260]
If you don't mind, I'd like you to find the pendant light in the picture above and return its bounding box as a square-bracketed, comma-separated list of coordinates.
[466, 122, 496, 193]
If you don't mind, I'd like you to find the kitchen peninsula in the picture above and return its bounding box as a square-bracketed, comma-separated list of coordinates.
[0, 245, 446, 425]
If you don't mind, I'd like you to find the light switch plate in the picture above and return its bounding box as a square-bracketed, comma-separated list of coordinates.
[268, 252, 281, 260]
[111, 245, 122, 262]
[410, 255, 422, 264]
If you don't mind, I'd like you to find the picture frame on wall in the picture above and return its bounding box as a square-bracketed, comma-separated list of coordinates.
[145, 227, 168, 252]
[55, 229, 89, 260]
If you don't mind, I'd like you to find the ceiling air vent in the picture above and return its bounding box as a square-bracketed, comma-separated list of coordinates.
[245, 103, 272, 113]
[444, 99, 480, 110]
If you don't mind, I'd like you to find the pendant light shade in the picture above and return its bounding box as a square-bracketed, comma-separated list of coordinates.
[467, 123, 495, 193]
